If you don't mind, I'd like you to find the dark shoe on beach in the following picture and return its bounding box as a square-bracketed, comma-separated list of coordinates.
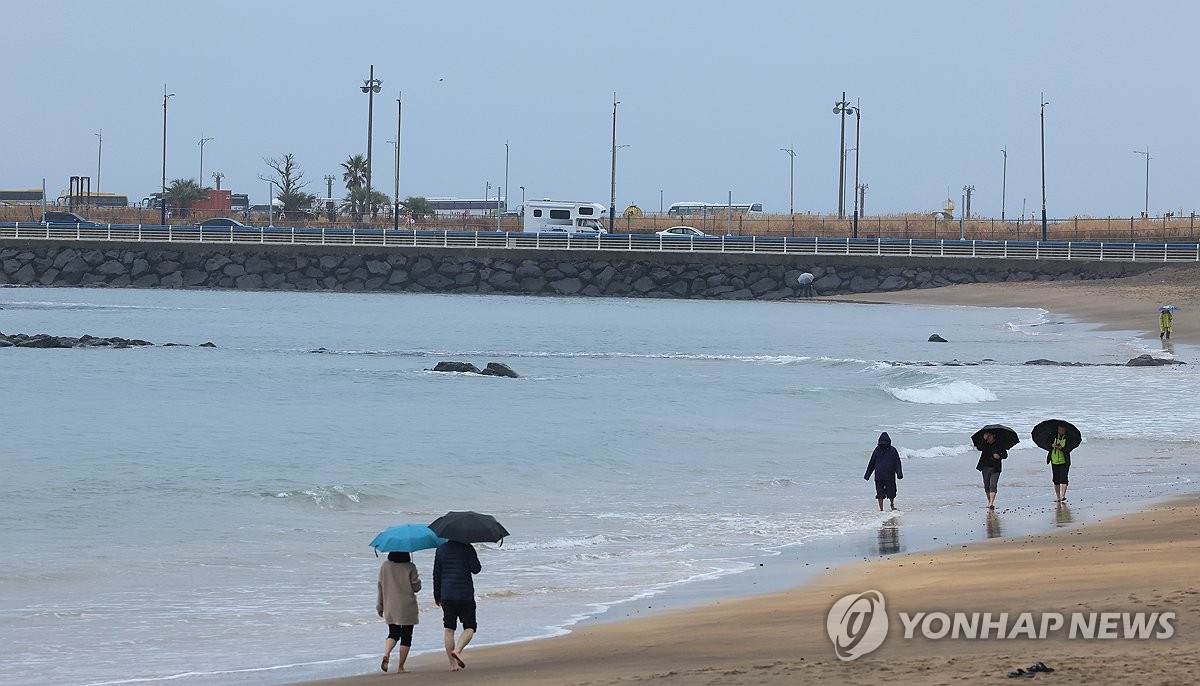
[381, 655, 389, 672]
[1007, 668, 1035, 678]
[1030, 662, 1054, 673]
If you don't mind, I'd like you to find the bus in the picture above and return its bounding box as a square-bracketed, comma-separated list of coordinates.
[667, 201, 763, 217]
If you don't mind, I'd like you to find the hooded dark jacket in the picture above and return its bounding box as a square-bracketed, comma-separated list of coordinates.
[864, 432, 903, 481]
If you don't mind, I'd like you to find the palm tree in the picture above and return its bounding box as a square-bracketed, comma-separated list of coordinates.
[341, 187, 390, 219]
[163, 179, 209, 218]
[341, 154, 367, 194]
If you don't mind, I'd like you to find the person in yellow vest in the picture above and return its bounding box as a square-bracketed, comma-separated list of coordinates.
[1048, 424, 1072, 502]
[1159, 308, 1173, 340]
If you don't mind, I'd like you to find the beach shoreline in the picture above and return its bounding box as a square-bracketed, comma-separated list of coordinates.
[304, 269, 1200, 685]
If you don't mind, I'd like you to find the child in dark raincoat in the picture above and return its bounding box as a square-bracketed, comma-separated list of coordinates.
[864, 431, 904, 511]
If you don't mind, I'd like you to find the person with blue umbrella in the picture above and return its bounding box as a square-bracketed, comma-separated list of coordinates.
[1159, 305, 1177, 340]
[370, 524, 446, 673]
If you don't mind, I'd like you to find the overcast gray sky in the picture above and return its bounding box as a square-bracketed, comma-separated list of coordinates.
[4, 0, 1196, 218]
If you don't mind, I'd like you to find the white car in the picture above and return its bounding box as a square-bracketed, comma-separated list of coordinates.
[656, 225, 708, 237]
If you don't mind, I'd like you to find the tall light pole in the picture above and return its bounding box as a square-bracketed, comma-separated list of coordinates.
[851, 99, 862, 238]
[609, 92, 619, 234]
[504, 141, 510, 211]
[392, 93, 403, 231]
[780, 147, 796, 216]
[833, 92, 853, 218]
[361, 65, 383, 221]
[198, 135, 214, 188]
[1133, 147, 1150, 217]
[94, 130, 102, 196]
[1040, 93, 1049, 241]
[161, 85, 175, 225]
[1000, 147, 1008, 222]
[519, 185, 525, 215]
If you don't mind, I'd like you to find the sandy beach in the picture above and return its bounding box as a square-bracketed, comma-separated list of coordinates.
[306, 266, 1200, 686]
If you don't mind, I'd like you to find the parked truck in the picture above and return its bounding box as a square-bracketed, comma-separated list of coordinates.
[522, 200, 608, 234]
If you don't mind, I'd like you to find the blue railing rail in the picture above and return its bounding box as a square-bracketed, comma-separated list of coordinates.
[2, 221, 1199, 263]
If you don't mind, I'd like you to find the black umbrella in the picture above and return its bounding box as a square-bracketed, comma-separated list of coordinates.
[1031, 419, 1082, 453]
[971, 424, 1020, 451]
[429, 511, 510, 544]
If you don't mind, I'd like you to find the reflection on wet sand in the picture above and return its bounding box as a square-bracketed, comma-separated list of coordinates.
[985, 510, 1003, 539]
[878, 517, 902, 556]
[1056, 501, 1074, 526]
[1161, 338, 1175, 355]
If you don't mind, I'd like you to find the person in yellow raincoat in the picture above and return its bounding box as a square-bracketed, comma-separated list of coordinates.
[1159, 308, 1174, 340]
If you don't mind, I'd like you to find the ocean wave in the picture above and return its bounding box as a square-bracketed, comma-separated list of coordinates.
[883, 379, 997, 404]
[295, 347, 882, 367]
[502, 534, 618, 551]
[898, 444, 973, 459]
[258, 484, 392, 509]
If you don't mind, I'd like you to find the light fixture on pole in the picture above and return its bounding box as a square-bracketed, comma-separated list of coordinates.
[609, 92, 619, 234]
[1133, 147, 1150, 217]
[94, 129, 102, 196]
[198, 135, 214, 188]
[832, 92, 855, 219]
[161, 86, 175, 226]
[1000, 147, 1007, 222]
[361, 65, 383, 222]
[780, 147, 796, 216]
[1039, 93, 1049, 241]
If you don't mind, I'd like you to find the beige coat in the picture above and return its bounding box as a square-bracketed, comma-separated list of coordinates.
[377, 561, 422, 625]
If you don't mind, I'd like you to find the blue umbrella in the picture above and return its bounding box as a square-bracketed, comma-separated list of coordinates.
[1161, 305, 1179, 311]
[370, 524, 447, 553]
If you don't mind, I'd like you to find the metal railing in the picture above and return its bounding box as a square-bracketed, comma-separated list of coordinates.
[2, 222, 1199, 263]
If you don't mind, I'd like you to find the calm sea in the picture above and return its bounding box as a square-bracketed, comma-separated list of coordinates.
[2, 287, 1198, 685]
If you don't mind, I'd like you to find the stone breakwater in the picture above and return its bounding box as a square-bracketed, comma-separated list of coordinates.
[0, 242, 1157, 298]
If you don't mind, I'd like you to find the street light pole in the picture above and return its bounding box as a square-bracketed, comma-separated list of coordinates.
[1000, 147, 1007, 222]
[519, 185, 525, 215]
[393, 94, 403, 231]
[504, 141, 509, 212]
[609, 92, 619, 234]
[361, 65, 383, 222]
[1133, 147, 1150, 217]
[780, 147, 796, 216]
[833, 92, 852, 218]
[95, 130, 102, 196]
[1040, 93, 1049, 241]
[161, 85, 175, 226]
[851, 100, 862, 238]
[198, 135, 214, 188]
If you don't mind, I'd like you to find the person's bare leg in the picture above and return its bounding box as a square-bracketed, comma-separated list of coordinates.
[889, 498, 896, 511]
[877, 498, 884, 511]
[395, 645, 410, 673]
[987, 491, 996, 508]
[452, 628, 475, 667]
[1061, 482, 1068, 501]
[382, 637, 396, 672]
[444, 628, 459, 671]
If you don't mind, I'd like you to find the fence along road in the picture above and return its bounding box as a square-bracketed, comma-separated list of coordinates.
[2, 222, 1199, 263]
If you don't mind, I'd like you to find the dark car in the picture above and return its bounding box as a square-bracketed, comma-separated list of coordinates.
[198, 217, 248, 228]
[41, 211, 102, 226]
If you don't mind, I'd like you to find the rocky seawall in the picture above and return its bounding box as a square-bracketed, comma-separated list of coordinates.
[0, 242, 1157, 299]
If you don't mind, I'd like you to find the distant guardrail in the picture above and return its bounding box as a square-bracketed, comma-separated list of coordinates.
[2, 222, 1199, 263]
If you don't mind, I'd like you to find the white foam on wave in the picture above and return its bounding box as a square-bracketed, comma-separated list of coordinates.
[899, 444, 973, 459]
[884, 379, 997, 404]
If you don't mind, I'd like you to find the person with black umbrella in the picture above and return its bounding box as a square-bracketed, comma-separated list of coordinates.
[1032, 419, 1082, 503]
[972, 425, 1019, 509]
[428, 511, 508, 672]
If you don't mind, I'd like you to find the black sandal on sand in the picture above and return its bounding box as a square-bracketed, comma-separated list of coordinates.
[1030, 662, 1054, 673]
[381, 655, 389, 672]
[1006, 668, 1035, 678]
[451, 652, 467, 669]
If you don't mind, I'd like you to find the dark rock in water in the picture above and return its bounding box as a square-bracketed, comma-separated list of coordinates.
[1126, 354, 1186, 367]
[480, 362, 519, 378]
[310, 347, 329, 354]
[928, 334, 948, 343]
[433, 361, 481, 374]
[199, 342, 217, 348]
[1025, 358, 1060, 366]
[162, 343, 190, 347]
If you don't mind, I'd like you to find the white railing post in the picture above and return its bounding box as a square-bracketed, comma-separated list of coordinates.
[291, 226, 295, 244]
[107, 224, 111, 241]
[1067, 242, 1072, 260]
[877, 238, 882, 256]
[260, 226, 264, 244]
[443, 230, 448, 248]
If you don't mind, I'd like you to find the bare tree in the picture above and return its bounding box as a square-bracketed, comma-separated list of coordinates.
[259, 153, 315, 213]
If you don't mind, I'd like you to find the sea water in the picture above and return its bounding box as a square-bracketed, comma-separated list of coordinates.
[1, 287, 1198, 685]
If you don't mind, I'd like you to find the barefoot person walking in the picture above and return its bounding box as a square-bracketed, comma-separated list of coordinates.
[433, 540, 481, 671]
[377, 551, 422, 673]
[864, 431, 903, 511]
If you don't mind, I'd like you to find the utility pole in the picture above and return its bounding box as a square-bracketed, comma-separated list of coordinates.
[964, 185, 975, 219]
[212, 171, 224, 190]
[833, 92, 853, 218]
[858, 183, 868, 216]
[1000, 147, 1007, 222]
[1040, 93, 1049, 241]
[1133, 147, 1150, 217]
[393, 94, 403, 231]
[609, 92, 619, 234]
[504, 140, 509, 211]
[780, 147, 796, 215]
[94, 130, 102, 196]
[161, 85, 174, 226]
[851, 99, 861, 238]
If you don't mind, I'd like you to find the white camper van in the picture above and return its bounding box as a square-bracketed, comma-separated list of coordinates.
[522, 200, 609, 234]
